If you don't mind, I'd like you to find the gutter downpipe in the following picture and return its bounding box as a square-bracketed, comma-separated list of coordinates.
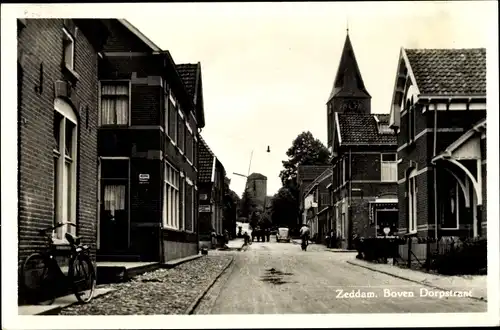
[432, 100, 438, 239]
[349, 149, 353, 249]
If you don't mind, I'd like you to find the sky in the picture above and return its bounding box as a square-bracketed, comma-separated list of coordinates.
[125, 1, 495, 197]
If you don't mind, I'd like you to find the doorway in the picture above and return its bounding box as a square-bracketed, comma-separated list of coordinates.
[98, 158, 130, 255]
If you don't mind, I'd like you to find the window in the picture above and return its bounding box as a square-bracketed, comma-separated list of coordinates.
[53, 99, 78, 242]
[62, 28, 74, 70]
[407, 97, 416, 143]
[164, 84, 169, 133]
[193, 136, 198, 168]
[344, 157, 349, 183]
[407, 169, 417, 233]
[168, 91, 178, 143]
[179, 176, 185, 230]
[186, 124, 193, 163]
[381, 153, 397, 182]
[100, 82, 130, 125]
[185, 182, 194, 232]
[163, 163, 180, 229]
[178, 112, 185, 153]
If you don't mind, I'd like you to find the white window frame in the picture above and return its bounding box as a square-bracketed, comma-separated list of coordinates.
[163, 162, 180, 229]
[381, 153, 398, 182]
[186, 123, 194, 166]
[98, 80, 132, 126]
[186, 181, 195, 233]
[180, 173, 186, 230]
[164, 82, 169, 135]
[53, 98, 78, 244]
[178, 109, 185, 155]
[62, 27, 75, 70]
[408, 169, 418, 234]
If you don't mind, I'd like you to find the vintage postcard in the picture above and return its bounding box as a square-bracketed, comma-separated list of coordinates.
[1, 1, 499, 329]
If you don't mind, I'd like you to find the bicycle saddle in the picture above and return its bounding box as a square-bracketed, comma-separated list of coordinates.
[65, 232, 81, 246]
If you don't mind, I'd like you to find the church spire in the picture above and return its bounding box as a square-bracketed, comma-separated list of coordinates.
[327, 31, 371, 102]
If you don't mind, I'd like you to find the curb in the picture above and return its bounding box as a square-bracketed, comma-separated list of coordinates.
[346, 260, 487, 302]
[162, 254, 203, 269]
[184, 256, 235, 315]
[32, 288, 116, 315]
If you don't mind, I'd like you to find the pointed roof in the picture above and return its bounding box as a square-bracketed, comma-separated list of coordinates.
[328, 33, 370, 102]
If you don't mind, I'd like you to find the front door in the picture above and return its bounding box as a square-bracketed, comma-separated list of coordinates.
[98, 159, 130, 255]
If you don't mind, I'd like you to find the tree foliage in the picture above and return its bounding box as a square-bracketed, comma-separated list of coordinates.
[273, 131, 330, 228]
[278, 131, 330, 186]
[270, 187, 298, 228]
[239, 188, 257, 220]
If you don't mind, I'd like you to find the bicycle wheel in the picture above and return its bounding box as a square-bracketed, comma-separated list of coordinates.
[21, 253, 56, 305]
[68, 253, 96, 303]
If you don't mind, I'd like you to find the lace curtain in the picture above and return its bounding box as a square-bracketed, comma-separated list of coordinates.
[101, 84, 129, 125]
[104, 185, 126, 216]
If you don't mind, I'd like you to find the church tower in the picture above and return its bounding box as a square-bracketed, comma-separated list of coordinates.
[327, 31, 371, 147]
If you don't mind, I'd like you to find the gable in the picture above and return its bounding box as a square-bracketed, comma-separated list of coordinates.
[101, 19, 157, 53]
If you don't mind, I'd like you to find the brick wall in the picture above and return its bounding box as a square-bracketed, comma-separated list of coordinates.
[18, 19, 101, 264]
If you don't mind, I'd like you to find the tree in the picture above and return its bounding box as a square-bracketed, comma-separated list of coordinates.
[279, 131, 330, 186]
[223, 179, 240, 237]
[239, 188, 257, 220]
[276, 131, 330, 228]
[270, 187, 298, 228]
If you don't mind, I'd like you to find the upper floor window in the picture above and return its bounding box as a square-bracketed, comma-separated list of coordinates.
[168, 90, 178, 144]
[178, 111, 185, 153]
[193, 135, 198, 168]
[62, 28, 74, 70]
[186, 124, 194, 164]
[100, 82, 130, 126]
[381, 153, 397, 182]
[407, 97, 416, 143]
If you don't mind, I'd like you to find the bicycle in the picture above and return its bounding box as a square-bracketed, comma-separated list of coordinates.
[20, 222, 96, 305]
[301, 235, 309, 251]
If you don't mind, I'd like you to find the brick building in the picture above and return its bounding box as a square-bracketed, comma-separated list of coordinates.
[17, 19, 109, 267]
[245, 173, 268, 210]
[327, 33, 398, 249]
[298, 165, 331, 226]
[389, 48, 487, 239]
[303, 168, 333, 242]
[197, 136, 226, 248]
[96, 19, 204, 262]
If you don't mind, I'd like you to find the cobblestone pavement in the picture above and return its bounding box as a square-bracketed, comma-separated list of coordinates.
[59, 255, 233, 315]
[197, 237, 487, 314]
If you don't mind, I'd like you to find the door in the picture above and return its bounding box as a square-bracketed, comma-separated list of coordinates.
[99, 159, 130, 254]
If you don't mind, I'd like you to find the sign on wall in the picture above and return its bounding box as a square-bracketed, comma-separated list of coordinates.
[139, 173, 150, 184]
[199, 205, 211, 213]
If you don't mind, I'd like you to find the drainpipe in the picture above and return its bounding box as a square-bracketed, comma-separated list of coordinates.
[432, 101, 438, 239]
[348, 148, 353, 248]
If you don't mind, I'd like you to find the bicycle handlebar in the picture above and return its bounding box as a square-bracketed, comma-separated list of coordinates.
[39, 222, 76, 235]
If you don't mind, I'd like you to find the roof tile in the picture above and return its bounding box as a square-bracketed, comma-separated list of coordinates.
[198, 135, 214, 183]
[338, 113, 397, 145]
[405, 48, 486, 96]
[176, 63, 198, 99]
